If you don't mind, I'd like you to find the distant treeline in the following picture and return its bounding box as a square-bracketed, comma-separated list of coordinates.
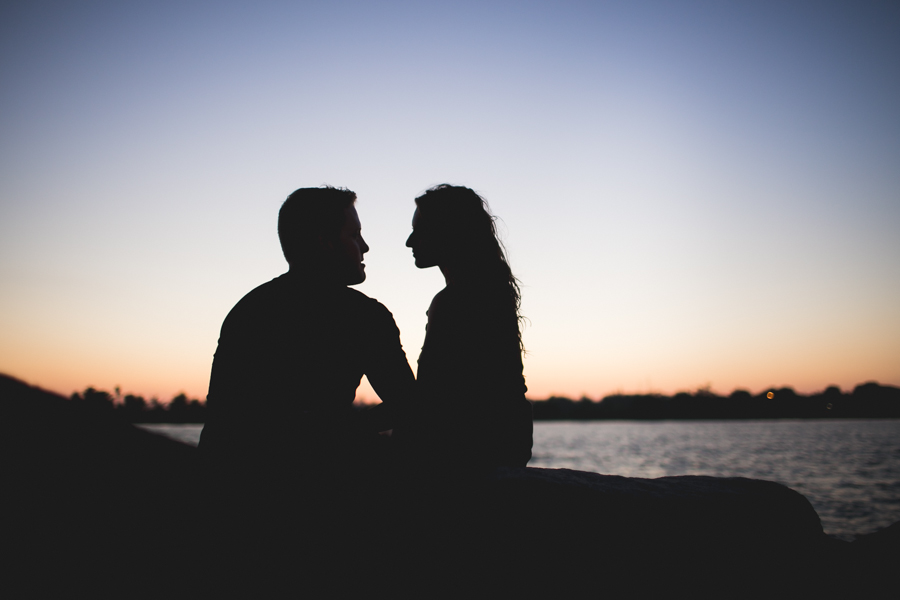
[72, 382, 900, 423]
[69, 388, 206, 423]
[531, 383, 900, 420]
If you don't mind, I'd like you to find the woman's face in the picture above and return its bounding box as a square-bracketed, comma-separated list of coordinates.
[406, 208, 443, 269]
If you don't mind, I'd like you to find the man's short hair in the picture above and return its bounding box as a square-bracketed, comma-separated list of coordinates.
[278, 186, 357, 265]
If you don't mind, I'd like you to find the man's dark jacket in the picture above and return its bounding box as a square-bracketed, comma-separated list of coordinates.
[198, 272, 415, 475]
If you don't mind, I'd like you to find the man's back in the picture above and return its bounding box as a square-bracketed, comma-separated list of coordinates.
[199, 272, 413, 474]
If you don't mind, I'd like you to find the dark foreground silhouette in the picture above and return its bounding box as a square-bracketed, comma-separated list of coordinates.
[4, 374, 898, 598]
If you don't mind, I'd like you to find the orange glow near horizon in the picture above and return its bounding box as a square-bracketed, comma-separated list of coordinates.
[7, 362, 897, 407]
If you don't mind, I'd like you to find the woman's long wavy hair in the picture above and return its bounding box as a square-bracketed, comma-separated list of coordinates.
[415, 184, 525, 352]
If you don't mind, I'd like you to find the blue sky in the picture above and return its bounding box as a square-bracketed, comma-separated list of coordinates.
[1, 0, 898, 400]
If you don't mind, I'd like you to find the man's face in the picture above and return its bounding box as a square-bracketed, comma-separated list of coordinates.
[332, 205, 369, 285]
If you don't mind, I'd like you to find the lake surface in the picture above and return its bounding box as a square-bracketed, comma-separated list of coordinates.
[139, 419, 900, 540]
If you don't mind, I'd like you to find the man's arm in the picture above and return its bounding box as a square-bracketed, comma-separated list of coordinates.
[198, 297, 265, 460]
[355, 302, 416, 433]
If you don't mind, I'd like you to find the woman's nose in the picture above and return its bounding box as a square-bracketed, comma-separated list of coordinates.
[405, 232, 414, 247]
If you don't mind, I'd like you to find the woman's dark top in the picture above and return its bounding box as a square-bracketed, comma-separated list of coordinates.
[409, 284, 533, 470]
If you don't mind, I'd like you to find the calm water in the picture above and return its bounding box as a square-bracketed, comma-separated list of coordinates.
[140, 419, 900, 540]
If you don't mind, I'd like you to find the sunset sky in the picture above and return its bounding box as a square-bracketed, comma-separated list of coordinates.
[1, 1, 898, 402]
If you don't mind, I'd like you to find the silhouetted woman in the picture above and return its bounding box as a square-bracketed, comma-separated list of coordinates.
[403, 184, 533, 471]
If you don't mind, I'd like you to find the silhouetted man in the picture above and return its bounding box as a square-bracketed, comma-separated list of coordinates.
[198, 186, 415, 484]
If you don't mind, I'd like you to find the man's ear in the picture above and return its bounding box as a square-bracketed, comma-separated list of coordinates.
[314, 234, 335, 252]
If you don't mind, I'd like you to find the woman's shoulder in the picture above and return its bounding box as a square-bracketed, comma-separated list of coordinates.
[427, 287, 450, 312]
[427, 286, 482, 319]
[429, 285, 515, 331]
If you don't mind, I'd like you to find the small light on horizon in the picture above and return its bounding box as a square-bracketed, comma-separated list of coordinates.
[767, 392, 774, 400]
[826, 403, 833, 410]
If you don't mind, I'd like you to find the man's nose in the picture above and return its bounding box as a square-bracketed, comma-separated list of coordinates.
[405, 232, 414, 247]
[361, 236, 370, 254]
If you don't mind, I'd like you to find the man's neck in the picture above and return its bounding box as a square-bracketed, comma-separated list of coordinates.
[287, 265, 347, 288]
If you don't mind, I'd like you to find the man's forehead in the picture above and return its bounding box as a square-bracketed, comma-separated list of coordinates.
[343, 205, 361, 229]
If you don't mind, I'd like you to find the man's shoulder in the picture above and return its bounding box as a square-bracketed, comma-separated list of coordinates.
[340, 286, 395, 321]
[219, 274, 293, 330]
[225, 275, 392, 321]
[229, 274, 290, 310]
[341, 285, 382, 307]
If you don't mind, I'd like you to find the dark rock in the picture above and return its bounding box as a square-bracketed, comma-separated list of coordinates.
[2, 373, 895, 598]
[394, 467, 830, 597]
[835, 521, 900, 599]
[1, 374, 198, 598]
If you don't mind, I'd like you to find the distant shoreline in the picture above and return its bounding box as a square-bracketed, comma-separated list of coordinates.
[63, 380, 900, 423]
[530, 382, 900, 420]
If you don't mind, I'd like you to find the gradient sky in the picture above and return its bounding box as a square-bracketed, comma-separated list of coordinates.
[1, 0, 898, 402]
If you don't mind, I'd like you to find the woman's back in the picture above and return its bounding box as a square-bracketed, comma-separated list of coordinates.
[414, 285, 533, 469]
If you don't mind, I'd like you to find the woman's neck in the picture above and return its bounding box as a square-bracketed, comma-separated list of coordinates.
[439, 264, 458, 287]
[440, 263, 495, 290]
